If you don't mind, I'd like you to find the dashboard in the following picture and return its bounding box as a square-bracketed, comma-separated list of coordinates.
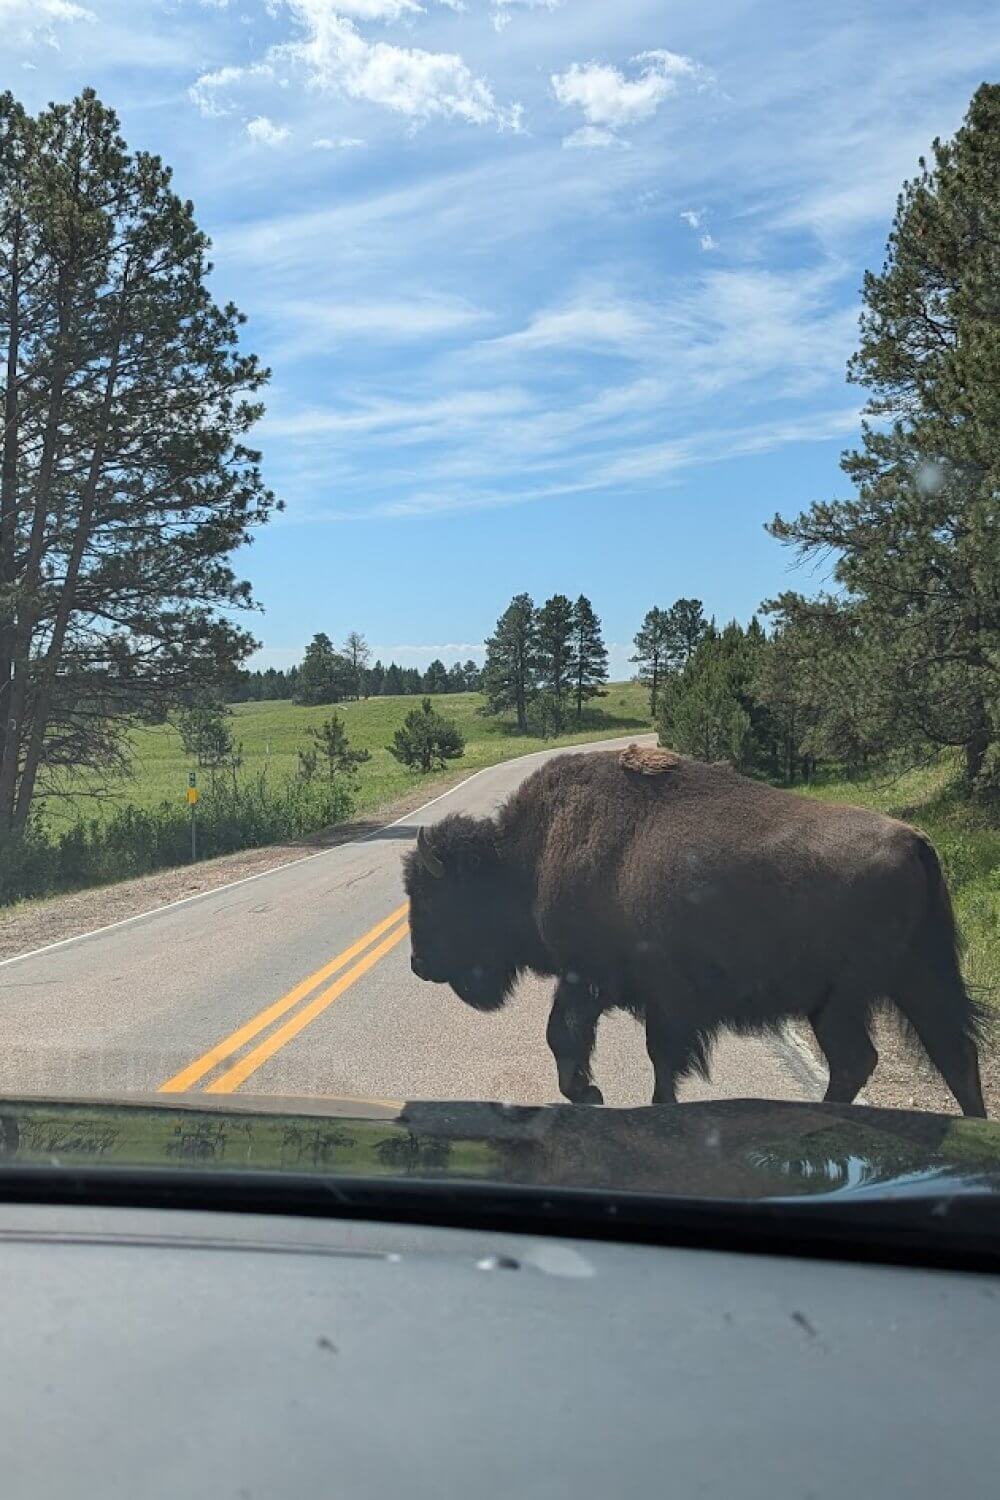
[1, 1200, 996, 1498]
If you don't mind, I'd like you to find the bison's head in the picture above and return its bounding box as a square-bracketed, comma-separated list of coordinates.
[403, 815, 526, 1012]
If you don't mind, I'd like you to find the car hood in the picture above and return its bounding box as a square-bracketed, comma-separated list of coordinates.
[0, 1093, 999, 1203]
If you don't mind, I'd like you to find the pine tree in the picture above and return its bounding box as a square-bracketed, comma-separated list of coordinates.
[446, 661, 466, 692]
[342, 632, 371, 699]
[308, 713, 371, 781]
[388, 698, 465, 772]
[666, 598, 708, 668]
[481, 594, 538, 733]
[769, 85, 1000, 791]
[423, 658, 450, 694]
[294, 634, 354, 705]
[536, 594, 575, 731]
[0, 91, 276, 833]
[570, 595, 609, 718]
[366, 660, 385, 697]
[630, 607, 671, 716]
[383, 663, 404, 696]
[462, 659, 482, 691]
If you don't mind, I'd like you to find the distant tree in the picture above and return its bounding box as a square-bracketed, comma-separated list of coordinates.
[570, 595, 609, 718]
[630, 607, 671, 716]
[343, 632, 372, 699]
[446, 661, 467, 693]
[366, 660, 385, 698]
[666, 598, 708, 669]
[308, 712, 371, 782]
[423, 658, 450, 695]
[536, 594, 575, 732]
[462, 659, 482, 692]
[388, 698, 465, 772]
[178, 699, 235, 770]
[294, 634, 354, 706]
[383, 663, 404, 696]
[482, 594, 538, 733]
[402, 667, 423, 695]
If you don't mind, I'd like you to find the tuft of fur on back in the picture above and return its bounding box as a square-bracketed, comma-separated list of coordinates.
[619, 744, 680, 777]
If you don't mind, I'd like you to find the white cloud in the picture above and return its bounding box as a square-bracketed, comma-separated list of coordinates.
[700, 232, 718, 251]
[492, 0, 563, 31]
[551, 50, 706, 128]
[190, 62, 274, 118]
[312, 135, 366, 149]
[680, 209, 701, 228]
[245, 115, 292, 146]
[329, 0, 423, 16]
[562, 125, 627, 150]
[271, 0, 522, 128]
[0, 0, 93, 45]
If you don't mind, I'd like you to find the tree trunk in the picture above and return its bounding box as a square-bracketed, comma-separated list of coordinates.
[12, 294, 126, 832]
[0, 282, 72, 831]
[0, 216, 22, 779]
[964, 711, 991, 787]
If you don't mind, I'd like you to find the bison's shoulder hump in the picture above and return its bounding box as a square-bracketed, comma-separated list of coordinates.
[618, 744, 680, 777]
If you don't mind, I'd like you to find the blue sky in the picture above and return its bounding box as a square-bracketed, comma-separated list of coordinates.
[5, 0, 999, 675]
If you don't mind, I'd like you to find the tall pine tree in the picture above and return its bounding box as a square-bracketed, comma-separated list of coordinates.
[570, 595, 609, 718]
[770, 85, 1000, 791]
[536, 593, 575, 730]
[481, 593, 538, 733]
[0, 91, 276, 833]
[630, 607, 671, 716]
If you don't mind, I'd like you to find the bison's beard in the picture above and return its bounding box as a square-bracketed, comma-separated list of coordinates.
[449, 964, 519, 1013]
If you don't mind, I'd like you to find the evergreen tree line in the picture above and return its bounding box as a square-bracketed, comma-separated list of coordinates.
[224, 634, 482, 705]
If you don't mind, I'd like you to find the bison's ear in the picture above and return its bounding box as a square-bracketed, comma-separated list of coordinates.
[416, 825, 445, 879]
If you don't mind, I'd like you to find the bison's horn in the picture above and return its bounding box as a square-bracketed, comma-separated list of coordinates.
[416, 825, 445, 878]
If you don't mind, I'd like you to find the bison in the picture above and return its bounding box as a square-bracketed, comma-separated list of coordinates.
[403, 747, 987, 1117]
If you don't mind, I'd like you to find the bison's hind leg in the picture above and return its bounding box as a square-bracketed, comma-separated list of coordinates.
[889, 973, 986, 1119]
[809, 996, 879, 1105]
[547, 977, 605, 1105]
[644, 1005, 710, 1105]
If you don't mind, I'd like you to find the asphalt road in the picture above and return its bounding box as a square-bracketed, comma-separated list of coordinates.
[0, 736, 823, 1107]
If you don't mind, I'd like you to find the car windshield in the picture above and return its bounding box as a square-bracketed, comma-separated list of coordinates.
[0, 1, 998, 1206]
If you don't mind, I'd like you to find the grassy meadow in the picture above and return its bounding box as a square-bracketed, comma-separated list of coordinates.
[46, 682, 654, 826]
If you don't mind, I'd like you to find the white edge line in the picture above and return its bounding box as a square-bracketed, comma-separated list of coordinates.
[0, 733, 655, 973]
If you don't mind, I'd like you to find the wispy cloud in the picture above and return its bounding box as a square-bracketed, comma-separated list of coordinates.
[312, 135, 366, 149]
[492, 0, 564, 30]
[487, 300, 651, 353]
[562, 125, 628, 150]
[0, 0, 94, 47]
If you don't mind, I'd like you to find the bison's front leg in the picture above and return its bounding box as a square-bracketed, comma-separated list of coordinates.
[546, 977, 605, 1105]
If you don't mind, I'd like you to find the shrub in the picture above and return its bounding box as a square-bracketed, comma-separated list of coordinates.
[388, 698, 465, 773]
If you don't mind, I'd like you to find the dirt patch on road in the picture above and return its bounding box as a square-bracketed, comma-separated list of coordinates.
[0, 772, 472, 963]
[792, 1012, 1000, 1118]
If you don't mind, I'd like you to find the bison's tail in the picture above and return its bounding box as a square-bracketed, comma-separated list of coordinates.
[910, 836, 989, 1044]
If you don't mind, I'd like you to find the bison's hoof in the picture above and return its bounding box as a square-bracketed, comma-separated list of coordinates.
[577, 1085, 604, 1106]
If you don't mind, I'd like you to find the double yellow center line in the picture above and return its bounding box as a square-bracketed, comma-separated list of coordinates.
[158, 902, 410, 1095]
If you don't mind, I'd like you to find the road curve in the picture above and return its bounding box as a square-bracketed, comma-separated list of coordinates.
[0, 736, 823, 1107]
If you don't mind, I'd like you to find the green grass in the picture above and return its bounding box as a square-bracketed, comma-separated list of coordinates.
[800, 758, 1000, 1010]
[46, 683, 653, 826]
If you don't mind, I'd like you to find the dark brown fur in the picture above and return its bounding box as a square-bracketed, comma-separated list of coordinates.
[404, 752, 986, 1116]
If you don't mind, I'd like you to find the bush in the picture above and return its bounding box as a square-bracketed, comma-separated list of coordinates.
[0, 772, 355, 907]
[388, 698, 465, 773]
